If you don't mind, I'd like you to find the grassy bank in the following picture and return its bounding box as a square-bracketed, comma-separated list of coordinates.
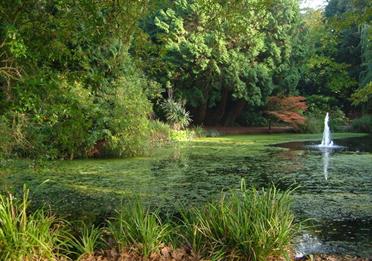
[0, 182, 298, 261]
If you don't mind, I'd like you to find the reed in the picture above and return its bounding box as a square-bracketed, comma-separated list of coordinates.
[177, 180, 298, 260]
[107, 200, 170, 257]
[0, 186, 69, 260]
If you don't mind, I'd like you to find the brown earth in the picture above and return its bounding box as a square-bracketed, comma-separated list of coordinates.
[204, 126, 295, 135]
[78, 247, 371, 261]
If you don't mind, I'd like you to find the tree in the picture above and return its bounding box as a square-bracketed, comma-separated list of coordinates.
[265, 96, 308, 129]
[324, 0, 372, 110]
[141, 0, 302, 126]
[0, 0, 156, 159]
[298, 9, 358, 111]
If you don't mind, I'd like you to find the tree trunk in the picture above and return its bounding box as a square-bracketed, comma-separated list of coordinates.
[223, 100, 246, 126]
[191, 86, 210, 125]
[205, 87, 229, 125]
[192, 102, 208, 125]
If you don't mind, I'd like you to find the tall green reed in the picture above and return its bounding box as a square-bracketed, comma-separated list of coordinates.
[107, 200, 170, 257]
[177, 180, 298, 260]
[70, 223, 103, 260]
[0, 186, 70, 260]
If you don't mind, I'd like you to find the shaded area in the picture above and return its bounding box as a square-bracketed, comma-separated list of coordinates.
[275, 135, 372, 152]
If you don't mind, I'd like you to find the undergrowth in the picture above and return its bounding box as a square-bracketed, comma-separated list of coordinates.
[0, 181, 298, 260]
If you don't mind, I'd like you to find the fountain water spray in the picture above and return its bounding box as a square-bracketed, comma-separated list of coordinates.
[319, 112, 334, 147]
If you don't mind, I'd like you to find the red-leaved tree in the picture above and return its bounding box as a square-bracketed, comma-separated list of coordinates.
[265, 96, 308, 129]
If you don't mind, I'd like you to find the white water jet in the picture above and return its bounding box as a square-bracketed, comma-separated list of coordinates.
[319, 112, 334, 147]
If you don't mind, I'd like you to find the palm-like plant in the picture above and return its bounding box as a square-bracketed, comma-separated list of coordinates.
[160, 99, 191, 130]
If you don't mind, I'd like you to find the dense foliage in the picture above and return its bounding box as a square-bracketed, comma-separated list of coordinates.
[0, 1, 156, 159]
[265, 96, 307, 129]
[141, 0, 302, 126]
[0, 0, 371, 159]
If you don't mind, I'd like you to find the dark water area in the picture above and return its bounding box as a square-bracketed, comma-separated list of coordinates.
[273, 135, 372, 257]
[275, 135, 372, 152]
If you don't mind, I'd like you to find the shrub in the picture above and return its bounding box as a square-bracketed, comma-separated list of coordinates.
[101, 77, 152, 157]
[149, 120, 172, 145]
[266, 96, 308, 129]
[0, 186, 70, 260]
[0, 116, 13, 157]
[70, 223, 103, 260]
[107, 200, 170, 257]
[160, 99, 191, 130]
[301, 114, 323, 133]
[191, 126, 207, 137]
[352, 114, 372, 133]
[177, 180, 298, 260]
[237, 110, 268, 127]
[302, 107, 349, 133]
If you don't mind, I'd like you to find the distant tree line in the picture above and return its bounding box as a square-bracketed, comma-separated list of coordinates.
[0, 0, 371, 159]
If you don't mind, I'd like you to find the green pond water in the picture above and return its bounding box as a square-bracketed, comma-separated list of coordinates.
[0, 133, 371, 257]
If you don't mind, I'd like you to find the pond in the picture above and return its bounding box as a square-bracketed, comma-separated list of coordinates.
[0, 133, 371, 257]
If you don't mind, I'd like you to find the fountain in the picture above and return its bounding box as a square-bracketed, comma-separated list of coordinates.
[317, 113, 336, 179]
[319, 112, 334, 147]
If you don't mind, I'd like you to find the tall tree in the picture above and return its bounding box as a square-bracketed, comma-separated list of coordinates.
[298, 9, 358, 111]
[141, 0, 301, 126]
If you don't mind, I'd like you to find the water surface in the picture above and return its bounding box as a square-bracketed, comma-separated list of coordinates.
[0, 133, 371, 257]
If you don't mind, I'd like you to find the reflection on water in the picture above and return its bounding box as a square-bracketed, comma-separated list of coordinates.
[295, 233, 323, 258]
[320, 148, 335, 181]
[323, 149, 330, 180]
[275, 136, 372, 257]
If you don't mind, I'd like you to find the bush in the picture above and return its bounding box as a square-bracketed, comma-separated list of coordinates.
[149, 120, 173, 145]
[5, 68, 153, 159]
[352, 114, 372, 133]
[177, 180, 298, 260]
[107, 200, 170, 257]
[9, 73, 97, 159]
[100, 77, 152, 158]
[237, 110, 268, 127]
[191, 126, 207, 137]
[0, 186, 70, 260]
[301, 114, 323, 133]
[160, 99, 191, 130]
[0, 116, 13, 157]
[302, 107, 349, 133]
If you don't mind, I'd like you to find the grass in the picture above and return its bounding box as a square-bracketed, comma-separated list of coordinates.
[70, 223, 103, 260]
[0, 186, 69, 260]
[176, 180, 298, 260]
[0, 181, 300, 260]
[107, 200, 171, 257]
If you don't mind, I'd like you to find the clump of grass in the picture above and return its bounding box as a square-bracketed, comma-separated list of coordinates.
[70, 223, 103, 260]
[0, 186, 69, 260]
[107, 200, 170, 257]
[178, 180, 298, 260]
